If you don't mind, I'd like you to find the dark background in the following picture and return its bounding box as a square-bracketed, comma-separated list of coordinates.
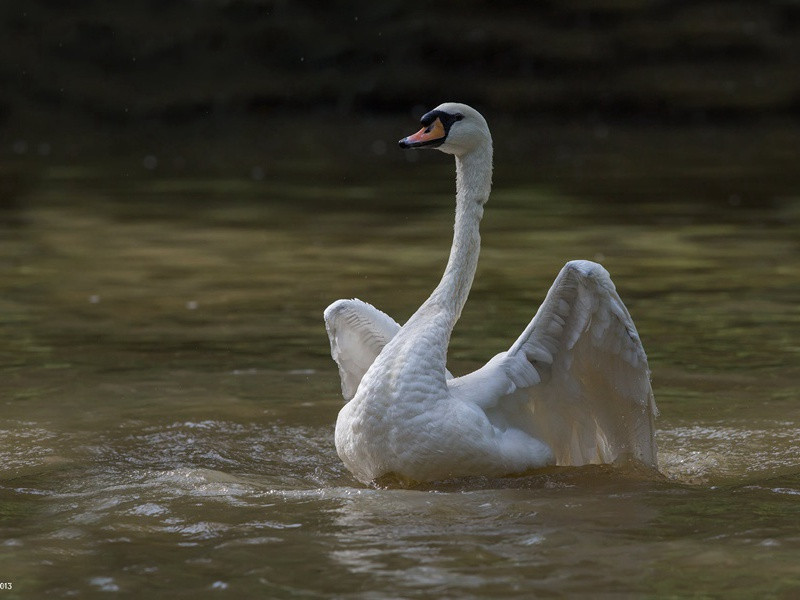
[1, 1, 799, 188]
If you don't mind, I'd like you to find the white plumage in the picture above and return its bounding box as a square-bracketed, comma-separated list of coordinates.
[324, 103, 658, 484]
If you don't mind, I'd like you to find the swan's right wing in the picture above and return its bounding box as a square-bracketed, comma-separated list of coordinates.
[324, 299, 401, 401]
[477, 261, 658, 467]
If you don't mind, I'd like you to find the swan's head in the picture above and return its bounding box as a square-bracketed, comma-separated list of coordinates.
[398, 102, 490, 157]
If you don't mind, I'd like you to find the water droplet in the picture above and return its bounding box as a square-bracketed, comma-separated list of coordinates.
[12, 140, 28, 155]
[38, 142, 51, 156]
[287, 369, 316, 376]
[519, 533, 545, 546]
[89, 295, 101, 304]
[251, 166, 265, 181]
[186, 301, 198, 310]
[759, 538, 780, 547]
[593, 124, 609, 140]
[89, 577, 120, 592]
[142, 155, 158, 170]
[232, 368, 258, 376]
[370, 139, 387, 156]
[210, 581, 228, 590]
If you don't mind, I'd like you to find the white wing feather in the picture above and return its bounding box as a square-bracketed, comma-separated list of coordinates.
[510, 260, 657, 466]
[324, 299, 401, 401]
[453, 260, 658, 468]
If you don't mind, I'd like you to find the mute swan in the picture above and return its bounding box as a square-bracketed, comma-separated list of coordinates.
[324, 102, 657, 484]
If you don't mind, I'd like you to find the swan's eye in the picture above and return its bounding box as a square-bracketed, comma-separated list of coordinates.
[454, 114, 464, 121]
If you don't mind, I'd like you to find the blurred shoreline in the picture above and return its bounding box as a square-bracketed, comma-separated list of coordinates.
[2, 110, 799, 212]
[2, 2, 799, 124]
[2, 0, 799, 208]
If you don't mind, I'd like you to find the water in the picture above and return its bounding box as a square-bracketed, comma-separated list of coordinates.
[1, 135, 799, 598]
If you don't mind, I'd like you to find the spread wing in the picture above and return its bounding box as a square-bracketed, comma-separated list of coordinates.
[324, 299, 401, 401]
[458, 260, 658, 468]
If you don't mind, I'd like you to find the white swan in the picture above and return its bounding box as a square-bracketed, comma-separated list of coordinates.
[324, 102, 658, 484]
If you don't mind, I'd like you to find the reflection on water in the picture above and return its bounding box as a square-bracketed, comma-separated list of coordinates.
[1, 144, 799, 597]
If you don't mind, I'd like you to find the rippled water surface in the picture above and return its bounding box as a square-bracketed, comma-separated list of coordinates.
[1, 138, 799, 597]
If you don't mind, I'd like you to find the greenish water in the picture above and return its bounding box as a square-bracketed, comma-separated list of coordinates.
[1, 149, 799, 598]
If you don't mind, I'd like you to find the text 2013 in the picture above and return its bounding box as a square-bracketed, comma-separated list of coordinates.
[0, 583, 12, 590]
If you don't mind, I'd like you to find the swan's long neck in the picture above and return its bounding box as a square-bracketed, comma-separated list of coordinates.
[429, 144, 492, 320]
[403, 141, 493, 363]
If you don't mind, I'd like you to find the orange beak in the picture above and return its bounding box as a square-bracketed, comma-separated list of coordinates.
[399, 117, 447, 149]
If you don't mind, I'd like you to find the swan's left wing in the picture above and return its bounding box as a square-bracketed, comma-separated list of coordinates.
[324, 299, 401, 401]
[458, 260, 658, 468]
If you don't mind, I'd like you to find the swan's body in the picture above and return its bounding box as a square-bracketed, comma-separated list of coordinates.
[325, 103, 657, 484]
